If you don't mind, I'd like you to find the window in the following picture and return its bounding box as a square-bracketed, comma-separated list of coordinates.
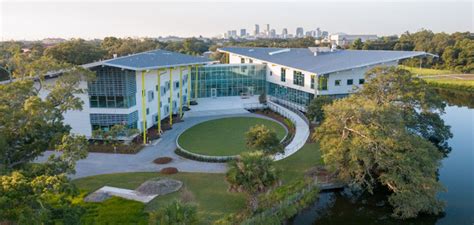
[310, 75, 316, 89]
[347, 79, 353, 85]
[318, 75, 328, 91]
[281, 68, 286, 82]
[270, 71, 273, 76]
[90, 96, 98, 107]
[249, 59, 253, 63]
[148, 90, 154, 102]
[240, 58, 245, 64]
[146, 108, 149, 115]
[335, 80, 341, 86]
[174, 81, 179, 90]
[359, 79, 365, 84]
[161, 86, 166, 95]
[293, 71, 305, 86]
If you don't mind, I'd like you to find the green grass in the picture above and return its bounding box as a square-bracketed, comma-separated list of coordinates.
[275, 142, 324, 183]
[399, 65, 455, 76]
[178, 117, 286, 156]
[74, 172, 246, 224]
[73, 143, 323, 224]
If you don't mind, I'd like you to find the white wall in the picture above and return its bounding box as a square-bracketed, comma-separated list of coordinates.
[228, 52, 399, 96]
[320, 60, 398, 95]
[37, 79, 93, 137]
[135, 67, 191, 131]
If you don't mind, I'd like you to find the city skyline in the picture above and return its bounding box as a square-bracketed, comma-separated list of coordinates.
[1, 0, 472, 40]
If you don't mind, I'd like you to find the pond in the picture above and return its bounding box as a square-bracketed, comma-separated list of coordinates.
[292, 89, 474, 225]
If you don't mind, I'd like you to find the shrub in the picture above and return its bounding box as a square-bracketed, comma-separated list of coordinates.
[246, 124, 283, 155]
[174, 148, 236, 163]
[148, 200, 198, 225]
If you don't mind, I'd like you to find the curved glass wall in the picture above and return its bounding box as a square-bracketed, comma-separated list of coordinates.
[192, 64, 266, 98]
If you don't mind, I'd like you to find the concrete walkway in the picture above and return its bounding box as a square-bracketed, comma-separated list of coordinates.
[37, 113, 276, 179]
[36, 97, 310, 179]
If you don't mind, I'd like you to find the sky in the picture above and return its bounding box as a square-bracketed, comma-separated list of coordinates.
[0, 0, 472, 40]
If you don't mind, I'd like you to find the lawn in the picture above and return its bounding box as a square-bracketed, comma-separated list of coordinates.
[74, 173, 246, 224]
[399, 65, 455, 76]
[72, 142, 323, 224]
[177, 117, 287, 156]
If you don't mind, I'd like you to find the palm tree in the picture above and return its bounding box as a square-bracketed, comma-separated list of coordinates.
[148, 200, 199, 225]
[226, 151, 279, 212]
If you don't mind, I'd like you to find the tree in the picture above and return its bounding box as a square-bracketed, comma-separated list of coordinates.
[101, 37, 161, 58]
[44, 38, 105, 65]
[226, 151, 279, 212]
[313, 66, 450, 219]
[350, 38, 363, 50]
[246, 125, 283, 155]
[306, 95, 334, 123]
[258, 92, 267, 104]
[0, 51, 92, 223]
[148, 200, 199, 225]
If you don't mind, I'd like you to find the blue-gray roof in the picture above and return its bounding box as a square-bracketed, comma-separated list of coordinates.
[219, 47, 432, 75]
[85, 49, 212, 71]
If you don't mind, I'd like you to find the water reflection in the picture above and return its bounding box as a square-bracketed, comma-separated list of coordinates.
[292, 90, 474, 225]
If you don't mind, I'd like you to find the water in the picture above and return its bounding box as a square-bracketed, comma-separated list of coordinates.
[292, 90, 474, 225]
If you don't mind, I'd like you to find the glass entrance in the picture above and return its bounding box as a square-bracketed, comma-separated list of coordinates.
[248, 86, 254, 96]
[211, 88, 217, 98]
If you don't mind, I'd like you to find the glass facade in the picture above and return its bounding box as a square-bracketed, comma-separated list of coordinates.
[267, 82, 315, 107]
[192, 64, 266, 98]
[90, 111, 139, 131]
[293, 71, 304, 86]
[88, 66, 137, 108]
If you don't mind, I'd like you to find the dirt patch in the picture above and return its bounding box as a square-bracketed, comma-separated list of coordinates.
[135, 178, 183, 195]
[161, 167, 179, 174]
[153, 157, 173, 164]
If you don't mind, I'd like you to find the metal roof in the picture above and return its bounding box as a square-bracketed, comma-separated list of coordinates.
[218, 47, 434, 75]
[84, 49, 213, 71]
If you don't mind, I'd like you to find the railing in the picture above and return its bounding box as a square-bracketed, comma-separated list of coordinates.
[268, 96, 308, 113]
[244, 100, 311, 161]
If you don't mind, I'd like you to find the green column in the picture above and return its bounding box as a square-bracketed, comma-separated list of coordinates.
[179, 67, 183, 117]
[157, 69, 162, 133]
[194, 65, 199, 99]
[141, 70, 147, 144]
[169, 67, 173, 126]
[187, 65, 191, 107]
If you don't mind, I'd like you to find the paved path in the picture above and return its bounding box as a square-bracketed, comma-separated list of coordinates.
[37, 113, 277, 179]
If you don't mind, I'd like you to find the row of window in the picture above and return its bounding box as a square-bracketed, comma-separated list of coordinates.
[147, 88, 187, 103]
[335, 79, 365, 86]
[279, 68, 311, 88]
[90, 95, 136, 108]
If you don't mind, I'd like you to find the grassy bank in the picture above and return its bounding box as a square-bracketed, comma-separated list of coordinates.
[400, 66, 474, 92]
[73, 142, 323, 224]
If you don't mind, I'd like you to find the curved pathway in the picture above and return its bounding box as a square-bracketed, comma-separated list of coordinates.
[37, 113, 274, 179]
[36, 102, 310, 179]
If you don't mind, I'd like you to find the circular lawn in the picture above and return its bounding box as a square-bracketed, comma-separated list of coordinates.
[177, 117, 287, 156]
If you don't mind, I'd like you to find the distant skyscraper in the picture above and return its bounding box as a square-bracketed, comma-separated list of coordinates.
[270, 29, 276, 38]
[322, 31, 329, 38]
[254, 24, 260, 36]
[231, 30, 237, 38]
[265, 24, 270, 36]
[296, 27, 304, 38]
[282, 28, 288, 38]
[240, 29, 246, 37]
[315, 28, 322, 38]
